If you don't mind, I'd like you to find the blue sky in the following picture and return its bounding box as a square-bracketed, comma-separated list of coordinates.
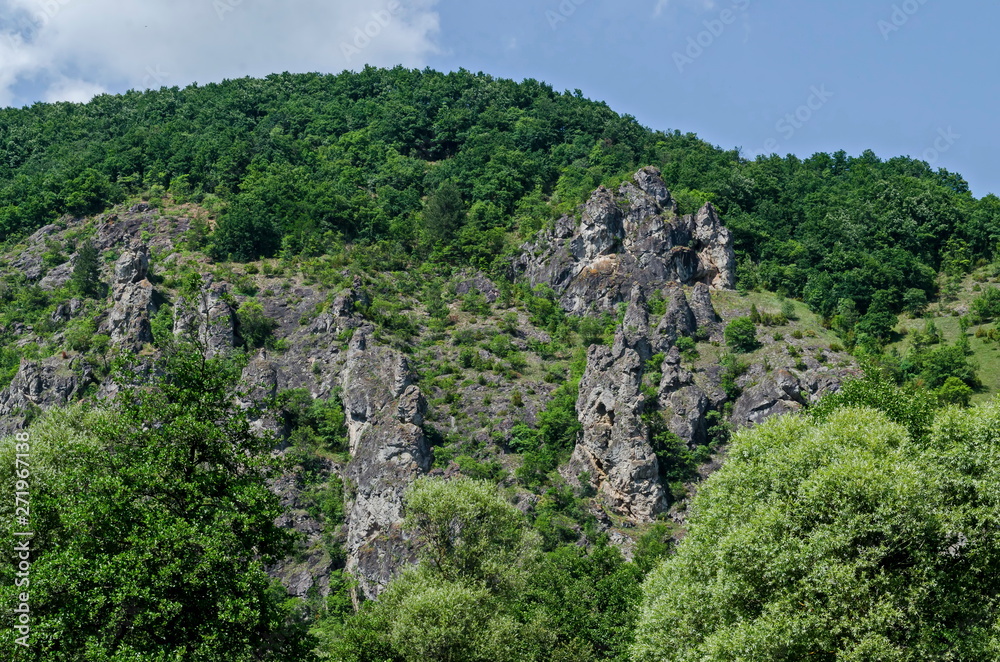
[1, 0, 996, 196]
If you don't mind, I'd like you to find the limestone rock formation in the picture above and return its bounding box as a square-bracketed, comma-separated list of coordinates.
[0, 356, 96, 434]
[731, 368, 851, 429]
[565, 291, 666, 521]
[173, 276, 237, 356]
[341, 326, 430, 598]
[657, 347, 712, 447]
[514, 166, 736, 313]
[689, 282, 721, 334]
[100, 244, 155, 350]
[653, 285, 698, 351]
[731, 370, 809, 428]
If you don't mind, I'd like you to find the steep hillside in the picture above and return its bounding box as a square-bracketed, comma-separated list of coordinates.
[0, 166, 864, 604]
[0, 70, 997, 659]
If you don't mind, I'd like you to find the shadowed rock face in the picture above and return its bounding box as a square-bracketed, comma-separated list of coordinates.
[514, 166, 736, 314]
[341, 326, 430, 599]
[657, 347, 712, 448]
[654, 284, 698, 352]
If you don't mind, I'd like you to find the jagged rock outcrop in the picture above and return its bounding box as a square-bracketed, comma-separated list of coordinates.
[11, 224, 62, 282]
[565, 291, 666, 521]
[689, 282, 721, 334]
[653, 285, 698, 351]
[514, 166, 736, 313]
[38, 261, 73, 291]
[100, 244, 155, 350]
[270, 464, 345, 599]
[239, 350, 283, 436]
[454, 271, 501, 304]
[657, 348, 712, 447]
[731, 368, 852, 429]
[50, 298, 83, 323]
[94, 205, 153, 250]
[618, 286, 652, 362]
[731, 370, 808, 428]
[308, 280, 367, 336]
[341, 326, 430, 598]
[0, 357, 96, 434]
[173, 276, 237, 356]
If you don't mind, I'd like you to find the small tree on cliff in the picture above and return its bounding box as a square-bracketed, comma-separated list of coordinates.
[69, 238, 102, 298]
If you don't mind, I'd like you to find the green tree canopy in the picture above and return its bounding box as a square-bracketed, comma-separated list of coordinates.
[723, 316, 758, 353]
[0, 343, 312, 660]
[69, 238, 102, 298]
[422, 180, 467, 248]
[634, 402, 1000, 661]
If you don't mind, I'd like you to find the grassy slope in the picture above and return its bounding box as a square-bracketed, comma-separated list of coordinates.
[888, 266, 1000, 402]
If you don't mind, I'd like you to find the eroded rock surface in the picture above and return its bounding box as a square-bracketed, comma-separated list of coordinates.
[173, 276, 237, 356]
[341, 326, 430, 598]
[0, 357, 95, 434]
[100, 244, 155, 350]
[565, 291, 666, 521]
[657, 347, 713, 447]
[515, 166, 736, 313]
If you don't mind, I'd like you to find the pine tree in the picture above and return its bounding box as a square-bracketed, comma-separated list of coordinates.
[70, 238, 102, 298]
[422, 180, 467, 247]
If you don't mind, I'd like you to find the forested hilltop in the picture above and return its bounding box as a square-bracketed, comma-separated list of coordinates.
[0, 68, 999, 660]
[2, 66, 998, 316]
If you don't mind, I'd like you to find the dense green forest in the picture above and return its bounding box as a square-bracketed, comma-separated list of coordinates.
[5, 347, 997, 661]
[1, 67, 998, 321]
[1, 68, 1000, 660]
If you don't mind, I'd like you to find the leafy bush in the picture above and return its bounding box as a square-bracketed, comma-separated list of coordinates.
[675, 336, 698, 361]
[970, 287, 1000, 322]
[459, 290, 491, 316]
[236, 300, 279, 349]
[724, 317, 758, 353]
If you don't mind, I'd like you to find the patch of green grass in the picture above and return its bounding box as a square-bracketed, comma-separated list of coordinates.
[891, 315, 1000, 402]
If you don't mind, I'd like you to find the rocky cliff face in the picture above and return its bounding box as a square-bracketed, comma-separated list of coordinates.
[0, 357, 96, 435]
[514, 166, 736, 314]
[0, 167, 858, 600]
[566, 288, 666, 521]
[101, 244, 156, 350]
[173, 276, 238, 357]
[341, 326, 430, 598]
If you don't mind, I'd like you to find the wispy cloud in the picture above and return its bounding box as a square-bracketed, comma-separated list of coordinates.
[0, 0, 441, 107]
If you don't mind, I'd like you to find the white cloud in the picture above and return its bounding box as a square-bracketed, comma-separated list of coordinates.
[0, 0, 441, 107]
[43, 77, 108, 103]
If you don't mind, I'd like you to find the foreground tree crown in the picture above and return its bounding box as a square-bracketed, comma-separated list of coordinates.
[633, 401, 1000, 661]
